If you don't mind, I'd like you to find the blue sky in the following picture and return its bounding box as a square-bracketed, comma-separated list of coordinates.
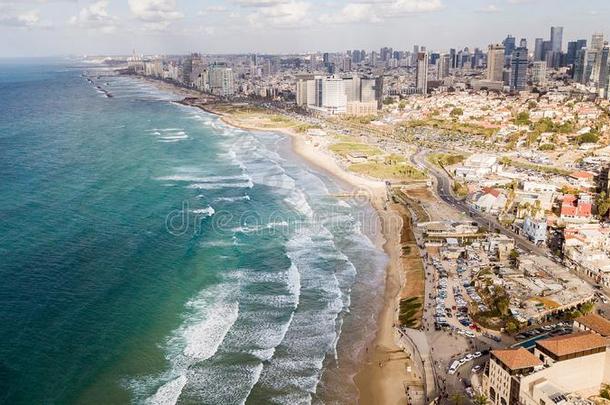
[0, 0, 608, 56]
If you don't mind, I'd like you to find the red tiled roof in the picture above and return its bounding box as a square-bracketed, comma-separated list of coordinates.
[537, 331, 608, 357]
[491, 348, 543, 370]
[575, 314, 610, 337]
[570, 171, 594, 180]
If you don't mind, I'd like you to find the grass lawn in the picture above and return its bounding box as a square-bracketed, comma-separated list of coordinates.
[428, 152, 466, 167]
[328, 142, 383, 157]
[347, 154, 426, 181]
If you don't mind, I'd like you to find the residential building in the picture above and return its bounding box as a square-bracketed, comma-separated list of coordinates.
[208, 64, 235, 97]
[531, 61, 547, 86]
[560, 194, 593, 220]
[416, 52, 428, 95]
[437, 53, 450, 80]
[523, 217, 547, 244]
[487, 44, 505, 82]
[485, 348, 543, 405]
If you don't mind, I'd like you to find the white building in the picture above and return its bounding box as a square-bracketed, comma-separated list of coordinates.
[208, 65, 235, 97]
[523, 217, 547, 244]
[454, 154, 500, 181]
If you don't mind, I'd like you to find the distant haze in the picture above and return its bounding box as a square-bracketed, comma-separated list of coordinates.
[0, 0, 609, 57]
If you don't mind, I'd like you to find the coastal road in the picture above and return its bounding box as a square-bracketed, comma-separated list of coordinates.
[411, 149, 548, 257]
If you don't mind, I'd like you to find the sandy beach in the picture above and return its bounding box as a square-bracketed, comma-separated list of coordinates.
[131, 74, 416, 403]
[206, 106, 415, 405]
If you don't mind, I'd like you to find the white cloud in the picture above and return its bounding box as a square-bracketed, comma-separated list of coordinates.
[319, 0, 443, 24]
[128, 0, 183, 22]
[0, 6, 48, 28]
[234, 0, 288, 7]
[70, 1, 118, 33]
[246, 1, 311, 28]
[319, 3, 381, 23]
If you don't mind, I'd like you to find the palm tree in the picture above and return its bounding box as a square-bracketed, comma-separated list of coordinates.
[450, 393, 464, 405]
[473, 393, 489, 405]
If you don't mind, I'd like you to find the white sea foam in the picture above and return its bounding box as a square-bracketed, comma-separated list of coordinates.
[145, 374, 188, 405]
[157, 174, 248, 183]
[284, 189, 314, 218]
[213, 195, 250, 203]
[159, 134, 188, 141]
[200, 240, 237, 248]
[191, 206, 215, 217]
[181, 302, 239, 360]
[187, 180, 253, 190]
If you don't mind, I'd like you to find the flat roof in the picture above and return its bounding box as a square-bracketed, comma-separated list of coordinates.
[491, 348, 543, 370]
[536, 331, 607, 357]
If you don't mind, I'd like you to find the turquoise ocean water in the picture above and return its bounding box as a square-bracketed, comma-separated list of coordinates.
[0, 60, 386, 404]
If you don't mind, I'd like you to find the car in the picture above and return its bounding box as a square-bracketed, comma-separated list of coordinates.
[473, 351, 482, 358]
[471, 365, 482, 373]
[465, 331, 475, 338]
[458, 358, 468, 365]
[465, 354, 474, 361]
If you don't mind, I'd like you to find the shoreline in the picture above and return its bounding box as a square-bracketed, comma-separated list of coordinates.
[195, 102, 413, 404]
[130, 74, 414, 403]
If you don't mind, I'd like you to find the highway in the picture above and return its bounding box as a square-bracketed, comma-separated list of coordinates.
[411, 149, 548, 257]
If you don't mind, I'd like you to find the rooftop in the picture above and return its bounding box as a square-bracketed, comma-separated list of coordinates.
[536, 331, 607, 357]
[574, 313, 610, 337]
[491, 347, 543, 370]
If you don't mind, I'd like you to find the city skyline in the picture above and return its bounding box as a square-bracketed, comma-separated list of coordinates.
[1, 0, 610, 57]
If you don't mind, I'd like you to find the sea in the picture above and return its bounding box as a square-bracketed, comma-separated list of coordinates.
[0, 59, 387, 404]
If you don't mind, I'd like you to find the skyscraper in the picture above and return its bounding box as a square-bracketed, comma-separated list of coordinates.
[437, 53, 451, 80]
[534, 38, 545, 61]
[567, 40, 587, 67]
[416, 51, 428, 95]
[550, 26, 563, 53]
[503, 35, 516, 57]
[509, 47, 528, 91]
[591, 33, 605, 51]
[574, 48, 588, 83]
[596, 45, 609, 96]
[487, 44, 505, 82]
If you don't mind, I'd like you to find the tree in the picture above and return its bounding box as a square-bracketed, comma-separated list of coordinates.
[505, 319, 519, 334]
[473, 393, 490, 405]
[600, 384, 610, 400]
[596, 192, 610, 218]
[580, 301, 594, 315]
[513, 111, 531, 125]
[577, 131, 599, 145]
[450, 107, 464, 117]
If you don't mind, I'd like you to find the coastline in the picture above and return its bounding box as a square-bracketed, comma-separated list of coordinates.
[200, 104, 413, 404]
[131, 74, 413, 403]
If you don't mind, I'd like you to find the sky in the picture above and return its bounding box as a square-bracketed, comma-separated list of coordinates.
[0, 0, 609, 57]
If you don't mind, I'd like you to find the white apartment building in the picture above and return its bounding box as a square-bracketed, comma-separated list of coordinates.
[208, 65, 235, 97]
